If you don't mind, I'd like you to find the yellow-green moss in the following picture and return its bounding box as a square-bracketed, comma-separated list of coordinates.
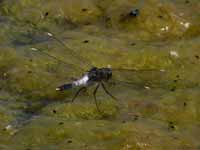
[0, 0, 200, 149]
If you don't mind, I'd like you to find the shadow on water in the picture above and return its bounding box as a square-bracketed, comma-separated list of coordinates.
[6, 98, 71, 131]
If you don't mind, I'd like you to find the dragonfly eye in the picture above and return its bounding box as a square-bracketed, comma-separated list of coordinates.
[108, 71, 112, 78]
[90, 67, 97, 72]
[106, 68, 112, 79]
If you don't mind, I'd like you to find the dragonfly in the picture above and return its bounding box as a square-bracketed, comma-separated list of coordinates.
[56, 66, 117, 112]
[30, 41, 165, 113]
[24, 20, 165, 112]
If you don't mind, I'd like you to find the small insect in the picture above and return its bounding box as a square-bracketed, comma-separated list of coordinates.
[56, 67, 117, 112]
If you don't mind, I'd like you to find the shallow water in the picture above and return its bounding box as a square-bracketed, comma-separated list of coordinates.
[0, 0, 200, 149]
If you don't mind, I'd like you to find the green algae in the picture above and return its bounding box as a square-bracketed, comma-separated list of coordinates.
[41, 100, 118, 120]
[0, 0, 200, 149]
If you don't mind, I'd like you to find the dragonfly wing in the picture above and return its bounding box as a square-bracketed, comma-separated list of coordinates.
[11, 18, 92, 72]
[111, 68, 168, 88]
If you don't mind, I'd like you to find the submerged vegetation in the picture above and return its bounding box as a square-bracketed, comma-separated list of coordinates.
[0, 0, 200, 149]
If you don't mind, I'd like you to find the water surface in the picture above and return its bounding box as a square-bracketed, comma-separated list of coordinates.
[0, 0, 200, 149]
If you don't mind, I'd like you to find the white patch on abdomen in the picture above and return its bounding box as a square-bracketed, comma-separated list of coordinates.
[73, 75, 89, 86]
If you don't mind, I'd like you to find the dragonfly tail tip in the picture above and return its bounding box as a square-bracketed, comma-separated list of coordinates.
[56, 83, 73, 91]
[56, 88, 61, 91]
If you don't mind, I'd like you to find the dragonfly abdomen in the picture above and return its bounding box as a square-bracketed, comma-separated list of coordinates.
[56, 83, 73, 91]
[73, 75, 89, 86]
[56, 75, 89, 91]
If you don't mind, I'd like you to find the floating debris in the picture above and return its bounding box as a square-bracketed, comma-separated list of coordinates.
[180, 21, 190, 29]
[144, 86, 151, 90]
[170, 51, 179, 58]
[30, 47, 38, 51]
[161, 26, 169, 32]
[3, 124, 18, 135]
[47, 32, 53, 37]
[159, 69, 166, 72]
[5, 124, 12, 130]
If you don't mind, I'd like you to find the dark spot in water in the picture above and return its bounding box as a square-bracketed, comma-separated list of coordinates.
[173, 79, 178, 83]
[133, 115, 139, 121]
[82, 8, 88, 12]
[170, 87, 176, 92]
[27, 70, 32, 74]
[120, 14, 125, 17]
[29, 59, 33, 62]
[183, 102, 187, 106]
[158, 15, 163, 19]
[105, 17, 111, 22]
[84, 22, 91, 25]
[59, 122, 64, 125]
[195, 55, 199, 59]
[170, 125, 175, 129]
[131, 42, 136, 46]
[26, 148, 31, 150]
[185, 0, 190, 4]
[67, 139, 73, 143]
[45, 12, 49, 17]
[83, 40, 89, 43]
[168, 121, 176, 130]
[53, 109, 57, 114]
[122, 120, 126, 123]
[129, 9, 140, 17]
[176, 75, 180, 78]
[84, 144, 89, 148]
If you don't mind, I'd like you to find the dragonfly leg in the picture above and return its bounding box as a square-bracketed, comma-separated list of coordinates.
[93, 84, 101, 112]
[71, 87, 87, 102]
[101, 82, 118, 101]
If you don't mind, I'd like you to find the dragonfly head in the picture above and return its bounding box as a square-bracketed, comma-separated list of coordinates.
[101, 67, 112, 81]
[108, 68, 112, 79]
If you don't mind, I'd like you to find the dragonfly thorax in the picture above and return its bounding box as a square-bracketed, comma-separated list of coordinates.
[88, 67, 112, 82]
